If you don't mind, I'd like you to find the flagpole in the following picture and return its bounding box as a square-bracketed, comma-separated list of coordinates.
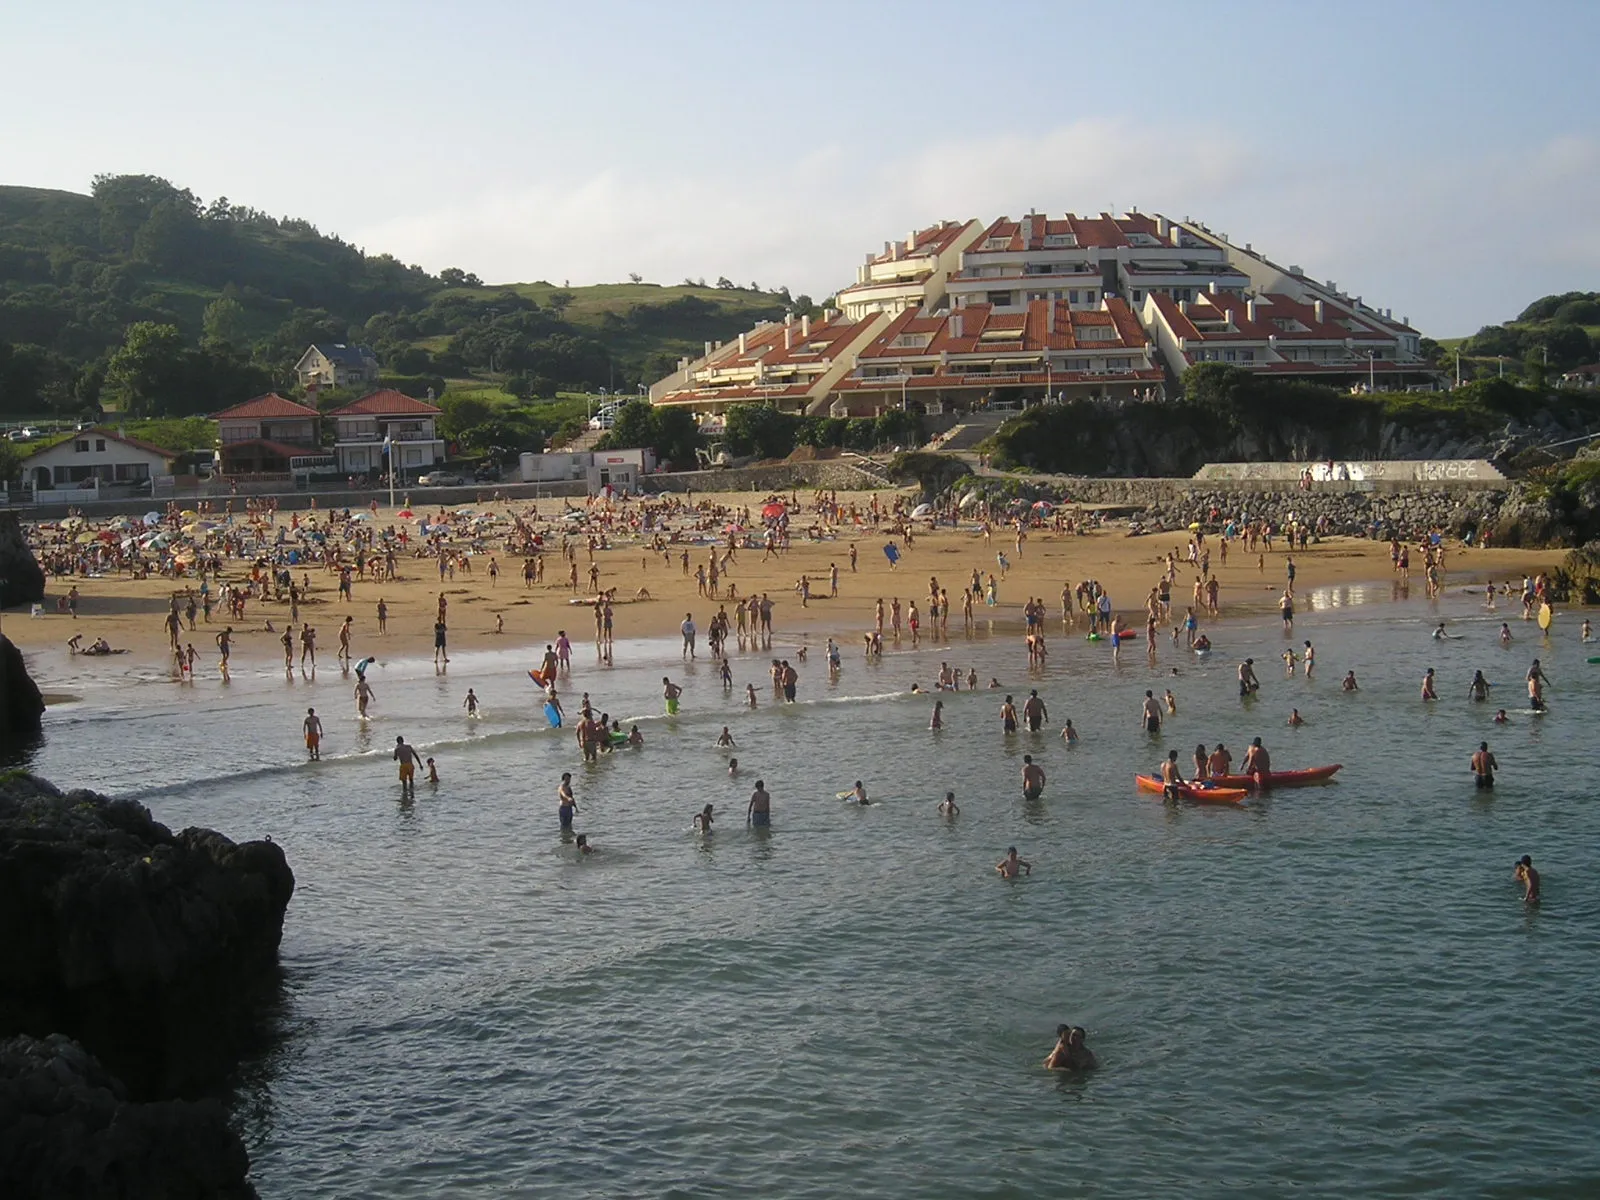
[385, 434, 394, 511]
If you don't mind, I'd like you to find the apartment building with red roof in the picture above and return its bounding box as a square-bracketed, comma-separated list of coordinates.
[837, 219, 986, 319]
[211, 393, 324, 477]
[647, 310, 891, 416]
[828, 297, 1163, 413]
[327, 389, 445, 477]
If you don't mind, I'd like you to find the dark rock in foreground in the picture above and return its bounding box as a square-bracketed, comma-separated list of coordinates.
[0, 511, 46, 610]
[0, 635, 45, 751]
[0, 773, 295, 1099]
[0, 1032, 256, 1199]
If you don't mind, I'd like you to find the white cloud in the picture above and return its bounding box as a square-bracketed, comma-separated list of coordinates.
[355, 120, 1600, 336]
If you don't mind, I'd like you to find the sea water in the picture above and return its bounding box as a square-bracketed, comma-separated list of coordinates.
[23, 586, 1600, 1197]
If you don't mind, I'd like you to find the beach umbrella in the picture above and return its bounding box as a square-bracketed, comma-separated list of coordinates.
[61, 516, 85, 530]
[143, 511, 161, 524]
[351, 511, 374, 522]
[911, 503, 933, 518]
[762, 501, 786, 520]
[397, 508, 414, 519]
[959, 490, 983, 509]
[75, 531, 97, 544]
[1032, 500, 1053, 511]
[1188, 522, 1201, 532]
[180, 509, 199, 520]
[722, 522, 743, 534]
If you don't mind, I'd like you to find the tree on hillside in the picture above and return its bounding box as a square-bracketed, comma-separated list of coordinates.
[102, 322, 188, 417]
[0, 440, 23, 484]
[440, 267, 483, 288]
[628, 273, 643, 284]
[547, 290, 574, 318]
[724, 403, 799, 460]
[438, 394, 494, 440]
[201, 297, 248, 350]
[90, 174, 200, 252]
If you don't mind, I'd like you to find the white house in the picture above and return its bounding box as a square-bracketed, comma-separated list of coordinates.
[295, 343, 381, 391]
[23, 428, 179, 498]
[517, 448, 656, 492]
[327, 389, 445, 477]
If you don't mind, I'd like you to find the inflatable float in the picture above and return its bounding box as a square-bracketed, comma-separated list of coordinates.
[1134, 775, 1248, 804]
[1208, 764, 1343, 789]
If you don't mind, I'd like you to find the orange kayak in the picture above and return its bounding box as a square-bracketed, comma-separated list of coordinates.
[1134, 774, 1249, 804]
[1209, 764, 1343, 789]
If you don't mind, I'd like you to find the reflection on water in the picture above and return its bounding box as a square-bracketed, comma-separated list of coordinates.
[19, 584, 1600, 1198]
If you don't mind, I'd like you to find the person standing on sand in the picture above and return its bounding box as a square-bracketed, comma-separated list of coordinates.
[434, 619, 449, 665]
[303, 708, 323, 760]
[681, 612, 697, 659]
[376, 598, 388, 634]
[215, 627, 233, 677]
[393, 736, 421, 796]
[338, 616, 354, 664]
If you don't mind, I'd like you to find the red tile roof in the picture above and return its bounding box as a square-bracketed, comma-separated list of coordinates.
[328, 389, 442, 416]
[856, 299, 1148, 358]
[211, 393, 321, 421]
[218, 438, 325, 459]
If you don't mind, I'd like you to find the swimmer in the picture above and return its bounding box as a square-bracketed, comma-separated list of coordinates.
[1287, 708, 1304, 727]
[848, 781, 870, 805]
[1140, 690, 1162, 734]
[1022, 690, 1048, 733]
[987, 677, 1001, 689]
[1341, 670, 1359, 692]
[302, 707, 322, 760]
[426, 757, 439, 784]
[1238, 658, 1260, 697]
[1044, 1024, 1098, 1072]
[663, 676, 683, 714]
[355, 678, 376, 718]
[727, 756, 739, 776]
[1060, 719, 1078, 746]
[1499, 622, 1513, 646]
[1021, 755, 1045, 801]
[1432, 623, 1452, 640]
[1513, 854, 1539, 903]
[1420, 668, 1437, 700]
[1583, 619, 1593, 642]
[1242, 736, 1271, 778]
[1159, 749, 1183, 801]
[720, 660, 733, 689]
[1493, 709, 1509, 724]
[938, 791, 959, 816]
[716, 726, 737, 748]
[745, 684, 758, 709]
[1471, 741, 1497, 789]
[463, 688, 480, 717]
[558, 772, 577, 830]
[1000, 695, 1019, 734]
[694, 804, 714, 833]
[1468, 670, 1490, 702]
[575, 833, 593, 855]
[627, 724, 644, 747]
[996, 846, 1032, 878]
[1207, 742, 1233, 777]
[747, 780, 772, 826]
[393, 736, 420, 795]
[1163, 688, 1177, 715]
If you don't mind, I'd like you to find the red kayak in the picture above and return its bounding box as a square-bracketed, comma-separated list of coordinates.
[1208, 764, 1343, 789]
[1134, 775, 1249, 804]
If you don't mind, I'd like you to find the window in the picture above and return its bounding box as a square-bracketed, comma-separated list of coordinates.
[74, 440, 88, 453]
[1068, 291, 1079, 305]
[984, 237, 1010, 250]
[986, 291, 1013, 307]
[1085, 291, 1098, 304]
[1043, 234, 1077, 248]
[1133, 290, 1144, 303]
[95, 439, 107, 452]
[1224, 350, 1237, 362]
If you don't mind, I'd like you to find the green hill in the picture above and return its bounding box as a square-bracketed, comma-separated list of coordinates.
[1447, 291, 1600, 384]
[0, 175, 796, 421]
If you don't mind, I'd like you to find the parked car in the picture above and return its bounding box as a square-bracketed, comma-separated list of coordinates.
[417, 471, 463, 487]
[588, 404, 622, 431]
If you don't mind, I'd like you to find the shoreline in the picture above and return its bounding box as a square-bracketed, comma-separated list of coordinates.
[6, 491, 1568, 692]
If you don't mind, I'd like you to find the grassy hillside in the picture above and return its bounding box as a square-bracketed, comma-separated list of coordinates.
[0, 176, 799, 421]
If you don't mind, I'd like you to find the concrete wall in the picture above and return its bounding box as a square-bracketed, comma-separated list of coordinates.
[1194, 459, 1505, 484]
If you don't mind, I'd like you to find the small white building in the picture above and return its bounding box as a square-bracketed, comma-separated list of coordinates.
[327, 390, 445, 478]
[24, 427, 179, 498]
[519, 448, 656, 492]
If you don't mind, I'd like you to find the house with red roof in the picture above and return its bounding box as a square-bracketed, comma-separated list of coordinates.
[837, 220, 986, 319]
[327, 389, 445, 477]
[211, 393, 325, 477]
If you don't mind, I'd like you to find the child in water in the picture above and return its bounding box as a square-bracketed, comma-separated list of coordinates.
[426, 757, 440, 783]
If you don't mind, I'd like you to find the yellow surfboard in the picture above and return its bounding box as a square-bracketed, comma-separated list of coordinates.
[1538, 602, 1552, 631]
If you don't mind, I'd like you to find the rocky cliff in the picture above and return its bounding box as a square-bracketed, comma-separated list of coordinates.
[0, 636, 45, 757]
[0, 773, 294, 1100]
[0, 511, 45, 609]
[0, 1033, 255, 1199]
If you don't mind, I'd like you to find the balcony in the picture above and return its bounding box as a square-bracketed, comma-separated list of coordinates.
[335, 429, 438, 443]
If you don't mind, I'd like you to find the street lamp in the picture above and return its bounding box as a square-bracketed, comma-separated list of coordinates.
[1366, 349, 1375, 393]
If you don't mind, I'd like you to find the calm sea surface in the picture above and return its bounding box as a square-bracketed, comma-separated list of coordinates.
[23, 584, 1600, 1198]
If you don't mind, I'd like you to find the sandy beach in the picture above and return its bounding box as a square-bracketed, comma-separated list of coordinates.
[6, 487, 1564, 680]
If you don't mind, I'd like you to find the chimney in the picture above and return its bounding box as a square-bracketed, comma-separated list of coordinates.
[785, 310, 794, 325]
[950, 312, 963, 339]
[890, 242, 900, 261]
[738, 332, 747, 353]
[857, 265, 867, 283]
[884, 241, 892, 257]
[1156, 216, 1169, 238]
[1170, 225, 1182, 247]
[1313, 300, 1325, 323]
[1246, 299, 1258, 323]
[906, 231, 915, 252]
[1021, 215, 1034, 245]
[801, 314, 811, 337]
[1047, 303, 1056, 334]
[784, 327, 793, 350]
[704, 341, 713, 357]
[1245, 243, 1252, 252]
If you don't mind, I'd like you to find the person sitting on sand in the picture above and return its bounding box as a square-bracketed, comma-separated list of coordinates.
[1044, 1025, 1098, 1071]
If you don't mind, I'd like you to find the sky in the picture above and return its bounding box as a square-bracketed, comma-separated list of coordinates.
[3, 0, 1597, 337]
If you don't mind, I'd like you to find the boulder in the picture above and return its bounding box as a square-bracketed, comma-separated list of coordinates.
[0, 635, 46, 752]
[0, 1033, 255, 1199]
[0, 774, 294, 1099]
[0, 511, 46, 609]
